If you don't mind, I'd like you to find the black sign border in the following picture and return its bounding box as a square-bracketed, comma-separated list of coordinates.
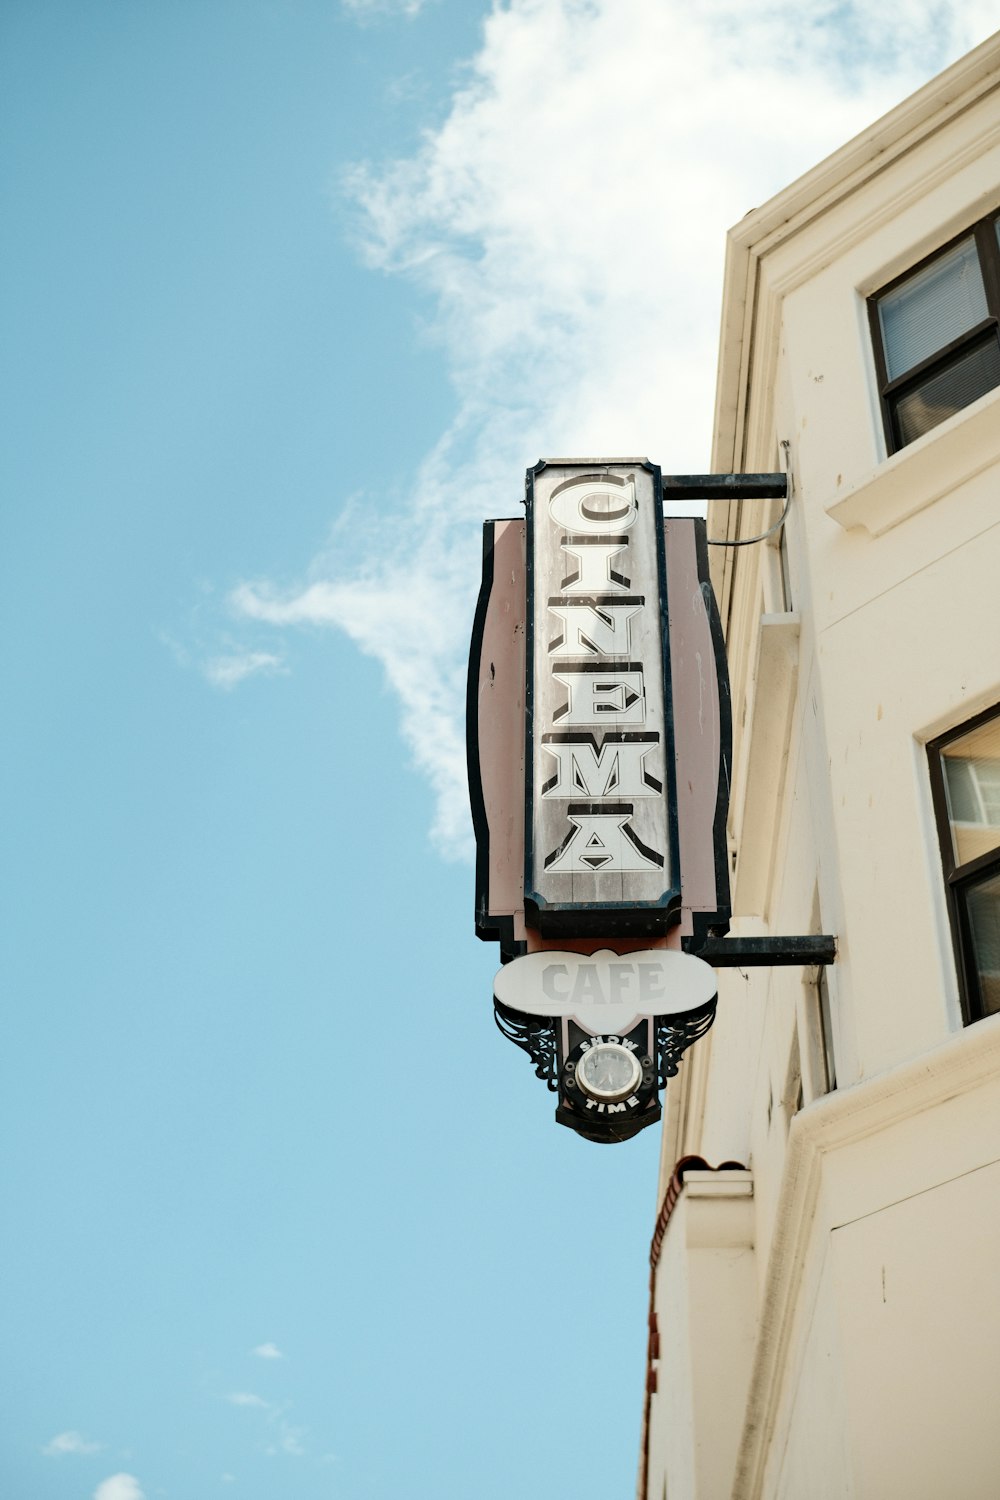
[523, 460, 682, 937]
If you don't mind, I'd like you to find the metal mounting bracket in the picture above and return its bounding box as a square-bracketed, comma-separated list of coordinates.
[662, 473, 788, 501]
[689, 934, 837, 967]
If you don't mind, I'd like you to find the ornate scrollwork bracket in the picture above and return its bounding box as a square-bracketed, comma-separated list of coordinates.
[493, 1000, 559, 1091]
[654, 997, 718, 1087]
[496, 994, 718, 1100]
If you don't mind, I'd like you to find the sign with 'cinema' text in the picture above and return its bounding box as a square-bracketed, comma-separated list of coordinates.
[525, 461, 679, 936]
[467, 455, 735, 1141]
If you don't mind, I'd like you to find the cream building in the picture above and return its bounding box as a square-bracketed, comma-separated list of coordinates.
[640, 34, 1000, 1500]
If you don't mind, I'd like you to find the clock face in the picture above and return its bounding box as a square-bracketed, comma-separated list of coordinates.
[575, 1042, 642, 1102]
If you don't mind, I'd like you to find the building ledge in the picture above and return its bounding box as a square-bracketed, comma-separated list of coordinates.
[650, 1157, 751, 1269]
[825, 384, 1000, 537]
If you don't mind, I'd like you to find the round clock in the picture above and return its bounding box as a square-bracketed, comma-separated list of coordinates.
[574, 1041, 643, 1102]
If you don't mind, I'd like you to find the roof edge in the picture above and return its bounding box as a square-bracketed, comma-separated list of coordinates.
[711, 31, 1000, 479]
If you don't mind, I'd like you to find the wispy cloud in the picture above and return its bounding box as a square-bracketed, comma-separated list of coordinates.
[202, 649, 286, 691]
[264, 1418, 307, 1457]
[224, 1390, 310, 1456]
[252, 1342, 285, 1360]
[233, 0, 998, 859]
[233, 566, 470, 854]
[93, 1476, 145, 1500]
[43, 1429, 103, 1456]
[341, 0, 429, 18]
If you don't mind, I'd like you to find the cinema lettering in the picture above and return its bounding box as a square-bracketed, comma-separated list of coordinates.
[525, 465, 678, 935]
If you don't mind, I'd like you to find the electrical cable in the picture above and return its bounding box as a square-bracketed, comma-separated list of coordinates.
[707, 441, 792, 547]
[705, 487, 790, 546]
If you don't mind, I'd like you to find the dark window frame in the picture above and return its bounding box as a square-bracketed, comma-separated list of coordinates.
[868, 209, 1000, 455]
[927, 702, 1000, 1025]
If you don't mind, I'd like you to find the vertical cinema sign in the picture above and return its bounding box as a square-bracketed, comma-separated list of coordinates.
[525, 461, 680, 936]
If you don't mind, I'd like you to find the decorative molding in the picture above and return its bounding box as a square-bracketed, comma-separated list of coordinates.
[649, 1157, 751, 1269]
[824, 385, 1000, 536]
[732, 1010, 1000, 1500]
[758, 123, 1000, 304]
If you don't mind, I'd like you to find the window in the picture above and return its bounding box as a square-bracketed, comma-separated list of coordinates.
[869, 210, 1000, 453]
[928, 704, 1000, 1022]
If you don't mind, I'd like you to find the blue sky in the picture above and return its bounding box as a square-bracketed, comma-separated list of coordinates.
[1, 4, 995, 1498]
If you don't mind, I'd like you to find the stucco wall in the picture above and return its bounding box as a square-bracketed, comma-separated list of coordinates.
[645, 35, 1000, 1500]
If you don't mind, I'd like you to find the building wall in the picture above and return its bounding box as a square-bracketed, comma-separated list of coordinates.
[643, 35, 1000, 1500]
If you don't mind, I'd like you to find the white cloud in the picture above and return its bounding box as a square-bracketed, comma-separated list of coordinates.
[341, 0, 428, 17]
[264, 1418, 307, 1457]
[224, 1388, 308, 1456]
[233, 564, 471, 855]
[202, 649, 286, 691]
[252, 1341, 285, 1360]
[235, 0, 999, 858]
[42, 1429, 102, 1456]
[281, 1428, 306, 1457]
[93, 1476, 145, 1500]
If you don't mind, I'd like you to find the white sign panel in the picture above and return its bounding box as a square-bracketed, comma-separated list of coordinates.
[524, 461, 678, 935]
[494, 949, 717, 1035]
